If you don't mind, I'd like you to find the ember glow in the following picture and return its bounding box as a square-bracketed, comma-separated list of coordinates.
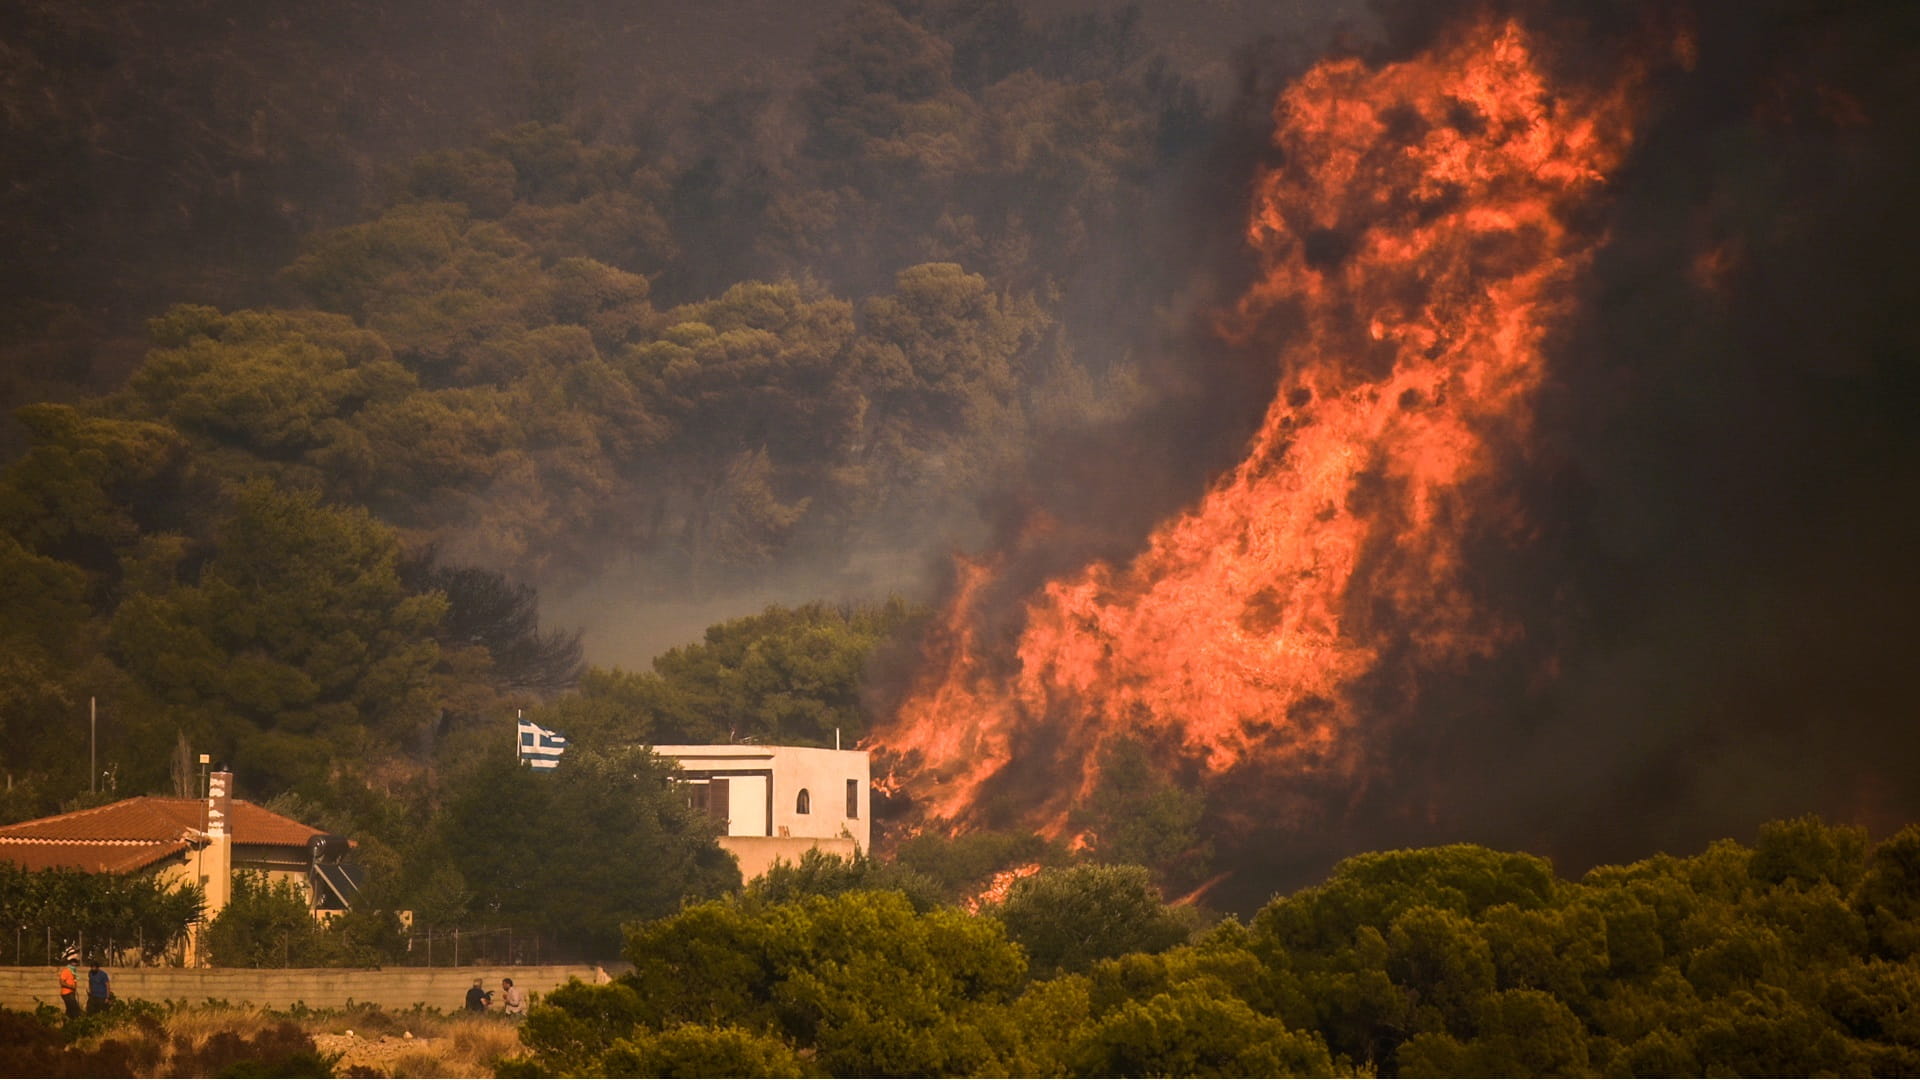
[872, 19, 1638, 836]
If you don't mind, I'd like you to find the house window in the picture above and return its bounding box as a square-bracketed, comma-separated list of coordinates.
[683, 778, 731, 827]
[846, 779, 860, 819]
[796, 788, 811, 814]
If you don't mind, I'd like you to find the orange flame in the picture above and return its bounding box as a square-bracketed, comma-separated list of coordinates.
[872, 19, 1638, 839]
[965, 863, 1043, 914]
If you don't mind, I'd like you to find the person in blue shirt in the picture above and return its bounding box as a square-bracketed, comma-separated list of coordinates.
[86, 960, 111, 1013]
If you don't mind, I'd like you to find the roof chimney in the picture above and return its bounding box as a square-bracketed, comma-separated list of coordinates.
[201, 771, 235, 934]
[207, 770, 232, 839]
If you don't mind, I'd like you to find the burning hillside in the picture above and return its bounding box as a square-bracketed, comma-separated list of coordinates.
[872, 16, 1643, 845]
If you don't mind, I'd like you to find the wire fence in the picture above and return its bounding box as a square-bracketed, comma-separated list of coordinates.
[4, 924, 590, 968]
[394, 926, 586, 967]
[6, 926, 186, 968]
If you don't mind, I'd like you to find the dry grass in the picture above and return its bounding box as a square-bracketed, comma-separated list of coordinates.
[156, 1001, 274, 1045]
[386, 1049, 461, 1078]
[61, 1001, 529, 1078]
[65, 1002, 334, 1077]
[446, 1015, 525, 1063]
[313, 1011, 527, 1077]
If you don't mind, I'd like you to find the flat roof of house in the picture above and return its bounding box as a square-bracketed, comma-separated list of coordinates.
[652, 744, 869, 759]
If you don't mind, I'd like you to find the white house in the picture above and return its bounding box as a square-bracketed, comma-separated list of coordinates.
[651, 745, 871, 881]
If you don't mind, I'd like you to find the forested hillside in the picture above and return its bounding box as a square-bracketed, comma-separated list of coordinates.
[0, 0, 1271, 937]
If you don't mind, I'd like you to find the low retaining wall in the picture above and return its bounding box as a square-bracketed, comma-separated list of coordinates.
[722, 835, 860, 880]
[0, 964, 603, 1013]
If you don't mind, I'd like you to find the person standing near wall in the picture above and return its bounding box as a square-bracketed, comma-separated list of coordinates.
[501, 977, 526, 1019]
[464, 978, 491, 1012]
[86, 960, 111, 1014]
[57, 951, 80, 1018]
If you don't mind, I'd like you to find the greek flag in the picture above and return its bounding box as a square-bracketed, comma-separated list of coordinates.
[517, 714, 568, 770]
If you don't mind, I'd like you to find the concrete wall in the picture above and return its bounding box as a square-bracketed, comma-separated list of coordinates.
[0, 964, 602, 1013]
[720, 835, 860, 882]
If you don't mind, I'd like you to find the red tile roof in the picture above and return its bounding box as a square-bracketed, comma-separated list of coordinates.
[0, 797, 326, 874]
[0, 840, 193, 874]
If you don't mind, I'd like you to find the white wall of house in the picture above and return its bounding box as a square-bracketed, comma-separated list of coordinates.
[652, 745, 871, 855]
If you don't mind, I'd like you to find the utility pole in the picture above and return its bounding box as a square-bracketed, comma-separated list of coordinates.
[89, 697, 97, 794]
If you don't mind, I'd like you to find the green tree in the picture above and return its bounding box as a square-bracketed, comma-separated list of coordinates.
[0, 533, 92, 788]
[1080, 925, 1316, 1034]
[891, 828, 1061, 904]
[0, 404, 190, 579]
[599, 1024, 814, 1079]
[1396, 988, 1590, 1077]
[623, 280, 863, 585]
[106, 479, 445, 795]
[518, 979, 653, 1076]
[850, 263, 1048, 534]
[125, 305, 411, 466]
[1750, 814, 1870, 893]
[624, 890, 1027, 1076]
[402, 558, 583, 697]
[1859, 825, 1920, 958]
[1480, 901, 1608, 1008]
[525, 600, 922, 753]
[1822, 958, 1920, 1074]
[1249, 845, 1558, 1067]
[744, 848, 943, 913]
[1385, 905, 1496, 1034]
[1254, 844, 1559, 958]
[203, 871, 324, 968]
[639, 599, 921, 747]
[438, 746, 738, 954]
[1073, 738, 1212, 888]
[995, 863, 1193, 978]
[1687, 983, 1858, 1076]
[0, 865, 201, 965]
[801, 2, 967, 177]
[1070, 982, 1337, 1078]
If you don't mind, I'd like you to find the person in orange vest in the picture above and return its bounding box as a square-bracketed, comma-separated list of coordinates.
[57, 950, 80, 1018]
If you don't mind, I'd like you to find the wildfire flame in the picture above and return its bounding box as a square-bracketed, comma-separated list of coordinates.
[965, 862, 1044, 914]
[873, 19, 1638, 839]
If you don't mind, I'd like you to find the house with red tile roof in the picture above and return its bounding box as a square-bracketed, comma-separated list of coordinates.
[0, 772, 359, 964]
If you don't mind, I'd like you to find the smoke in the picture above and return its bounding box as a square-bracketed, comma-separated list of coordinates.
[1505, 0, 1920, 852]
